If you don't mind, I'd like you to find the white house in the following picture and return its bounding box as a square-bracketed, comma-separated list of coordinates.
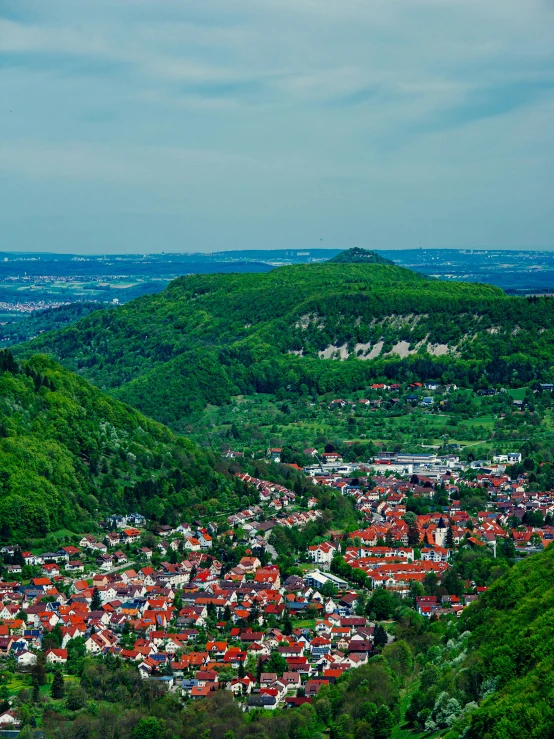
[16, 650, 37, 667]
[46, 649, 68, 664]
[198, 533, 213, 549]
[228, 676, 253, 695]
[421, 547, 450, 563]
[0, 710, 19, 727]
[307, 542, 336, 569]
[184, 537, 201, 552]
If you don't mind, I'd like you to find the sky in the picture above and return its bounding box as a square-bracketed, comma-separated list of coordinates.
[1, 0, 554, 254]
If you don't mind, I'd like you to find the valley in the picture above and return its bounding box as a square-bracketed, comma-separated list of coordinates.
[186, 382, 554, 465]
[0, 250, 553, 739]
[4, 0, 553, 733]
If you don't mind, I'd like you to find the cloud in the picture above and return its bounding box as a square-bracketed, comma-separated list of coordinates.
[1, 0, 553, 252]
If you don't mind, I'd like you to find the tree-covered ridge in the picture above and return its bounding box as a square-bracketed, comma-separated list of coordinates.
[17, 261, 499, 385]
[457, 539, 554, 738]
[405, 540, 554, 738]
[15, 260, 554, 428]
[17, 262, 431, 377]
[0, 351, 231, 541]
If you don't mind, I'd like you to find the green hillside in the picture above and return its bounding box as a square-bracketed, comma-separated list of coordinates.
[15, 257, 554, 429]
[457, 541, 554, 738]
[0, 350, 235, 541]
[388, 540, 554, 739]
[388, 542, 554, 739]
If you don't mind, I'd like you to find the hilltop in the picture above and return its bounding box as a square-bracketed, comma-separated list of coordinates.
[15, 254, 554, 429]
[328, 247, 394, 265]
[0, 350, 236, 541]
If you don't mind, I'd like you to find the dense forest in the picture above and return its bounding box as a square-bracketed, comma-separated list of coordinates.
[16, 255, 554, 430]
[459, 537, 554, 738]
[0, 350, 237, 542]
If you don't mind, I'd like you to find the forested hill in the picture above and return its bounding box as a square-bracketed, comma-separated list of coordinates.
[15, 257, 554, 429]
[446, 539, 554, 738]
[328, 247, 394, 265]
[0, 351, 236, 541]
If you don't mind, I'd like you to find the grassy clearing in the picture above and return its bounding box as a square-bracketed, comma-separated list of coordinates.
[29, 528, 80, 551]
[393, 723, 442, 739]
[506, 387, 527, 400]
[191, 381, 552, 463]
[5, 671, 79, 698]
[295, 619, 316, 629]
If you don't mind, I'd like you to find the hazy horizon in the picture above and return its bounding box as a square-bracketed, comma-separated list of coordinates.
[2, 246, 554, 258]
[1, 0, 553, 254]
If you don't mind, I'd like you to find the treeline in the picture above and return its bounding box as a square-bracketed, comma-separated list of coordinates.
[30, 656, 401, 739]
[215, 349, 549, 396]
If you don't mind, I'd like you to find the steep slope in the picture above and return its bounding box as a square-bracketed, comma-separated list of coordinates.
[0, 350, 234, 541]
[454, 542, 554, 738]
[15, 256, 554, 428]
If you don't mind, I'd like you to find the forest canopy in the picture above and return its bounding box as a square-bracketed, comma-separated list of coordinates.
[0, 351, 235, 541]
